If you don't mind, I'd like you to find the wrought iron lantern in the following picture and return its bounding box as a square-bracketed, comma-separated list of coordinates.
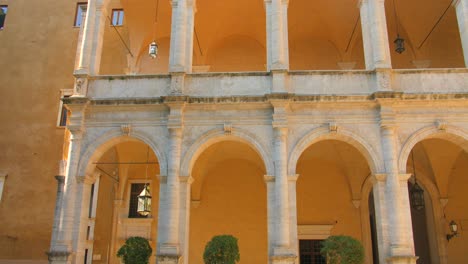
[410, 151, 425, 210]
[447, 220, 459, 241]
[137, 184, 152, 216]
[149, 41, 158, 59]
[410, 182, 425, 211]
[394, 35, 405, 54]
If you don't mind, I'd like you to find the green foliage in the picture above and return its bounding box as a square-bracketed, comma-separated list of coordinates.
[203, 235, 240, 264]
[117, 237, 152, 264]
[320, 235, 364, 264]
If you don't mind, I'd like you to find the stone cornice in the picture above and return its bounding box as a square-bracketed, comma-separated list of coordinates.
[85, 92, 468, 107]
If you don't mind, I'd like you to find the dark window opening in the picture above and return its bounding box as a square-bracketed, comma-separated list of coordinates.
[0, 6, 7, 29]
[59, 95, 71, 127]
[128, 183, 149, 218]
[111, 9, 124, 26]
[74, 3, 87, 27]
[299, 239, 326, 264]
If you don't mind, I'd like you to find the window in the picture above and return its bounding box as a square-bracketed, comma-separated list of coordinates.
[74, 3, 87, 27]
[111, 9, 124, 26]
[0, 172, 6, 202]
[57, 89, 73, 127]
[299, 240, 325, 264]
[0, 6, 7, 29]
[128, 183, 149, 218]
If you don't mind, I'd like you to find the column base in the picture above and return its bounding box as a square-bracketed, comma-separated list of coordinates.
[157, 255, 182, 264]
[387, 256, 418, 264]
[270, 247, 297, 264]
[46, 251, 71, 264]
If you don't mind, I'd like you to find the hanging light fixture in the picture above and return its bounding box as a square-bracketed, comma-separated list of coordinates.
[137, 147, 152, 216]
[410, 150, 425, 211]
[393, 0, 405, 54]
[447, 220, 459, 241]
[394, 35, 405, 54]
[148, 0, 160, 59]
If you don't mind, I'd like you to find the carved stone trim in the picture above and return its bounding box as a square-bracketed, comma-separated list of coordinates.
[435, 120, 447, 131]
[328, 122, 338, 133]
[224, 123, 233, 135]
[121, 124, 132, 136]
[373, 174, 387, 182]
[264, 175, 275, 183]
[352, 199, 361, 209]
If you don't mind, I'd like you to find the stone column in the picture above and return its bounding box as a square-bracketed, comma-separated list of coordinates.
[178, 176, 193, 264]
[269, 100, 296, 263]
[264, 175, 275, 263]
[265, 0, 290, 93]
[287, 175, 299, 259]
[379, 124, 417, 264]
[158, 100, 186, 264]
[454, 0, 468, 67]
[48, 162, 67, 262]
[73, 0, 110, 96]
[168, 0, 196, 94]
[359, 0, 393, 91]
[48, 128, 84, 264]
[48, 99, 88, 264]
[73, 176, 94, 264]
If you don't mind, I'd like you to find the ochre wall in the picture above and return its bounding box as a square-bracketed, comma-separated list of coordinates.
[296, 157, 364, 240]
[0, 0, 81, 260]
[189, 159, 268, 264]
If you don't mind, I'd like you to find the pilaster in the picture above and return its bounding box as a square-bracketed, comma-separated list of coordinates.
[265, 0, 290, 71]
[169, 0, 196, 73]
[454, 0, 468, 67]
[359, 0, 394, 91]
[73, 0, 110, 97]
[49, 99, 88, 264]
[269, 99, 296, 264]
[377, 102, 417, 264]
[157, 98, 187, 264]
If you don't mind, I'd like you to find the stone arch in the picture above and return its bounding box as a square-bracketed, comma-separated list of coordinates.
[180, 128, 274, 177]
[78, 129, 168, 177]
[288, 126, 383, 176]
[398, 125, 468, 173]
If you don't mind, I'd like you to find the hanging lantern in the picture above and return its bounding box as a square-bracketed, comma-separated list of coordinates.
[149, 41, 158, 58]
[447, 220, 459, 241]
[394, 35, 405, 54]
[137, 184, 152, 216]
[410, 182, 425, 211]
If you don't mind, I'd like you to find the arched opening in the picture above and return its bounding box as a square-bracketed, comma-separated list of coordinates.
[406, 138, 468, 264]
[385, 0, 465, 69]
[288, 0, 365, 70]
[296, 140, 374, 263]
[189, 140, 268, 264]
[193, 0, 266, 72]
[85, 140, 161, 264]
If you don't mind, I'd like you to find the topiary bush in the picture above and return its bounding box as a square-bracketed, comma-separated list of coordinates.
[117, 236, 152, 264]
[203, 235, 240, 264]
[320, 235, 364, 264]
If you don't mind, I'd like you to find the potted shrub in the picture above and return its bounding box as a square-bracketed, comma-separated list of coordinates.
[117, 236, 152, 264]
[320, 235, 364, 264]
[203, 235, 240, 264]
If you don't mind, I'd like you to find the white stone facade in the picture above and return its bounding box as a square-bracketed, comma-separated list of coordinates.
[47, 0, 468, 264]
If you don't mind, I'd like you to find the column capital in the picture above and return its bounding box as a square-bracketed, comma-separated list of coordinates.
[264, 175, 275, 183]
[179, 176, 194, 184]
[288, 174, 299, 182]
[75, 175, 94, 185]
[372, 173, 387, 182]
[55, 176, 65, 184]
